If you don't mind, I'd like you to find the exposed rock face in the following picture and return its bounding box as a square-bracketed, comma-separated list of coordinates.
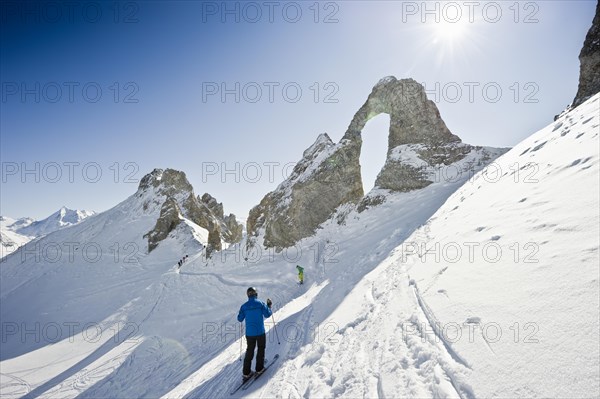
[573, 1, 600, 108]
[201, 193, 224, 219]
[222, 214, 243, 243]
[247, 133, 363, 250]
[144, 197, 182, 252]
[247, 76, 503, 250]
[347, 77, 469, 192]
[345, 77, 460, 146]
[140, 169, 242, 255]
[198, 193, 243, 243]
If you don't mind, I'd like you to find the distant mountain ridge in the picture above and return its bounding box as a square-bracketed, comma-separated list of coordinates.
[16, 206, 96, 237]
[0, 207, 95, 258]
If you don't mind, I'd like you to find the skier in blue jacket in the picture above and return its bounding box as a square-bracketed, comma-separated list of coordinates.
[237, 287, 272, 380]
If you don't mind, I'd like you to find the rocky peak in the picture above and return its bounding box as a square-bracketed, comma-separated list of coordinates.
[140, 169, 243, 255]
[246, 132, 363, 250]
[201, 193, 224, 219]
[303, 133, 334, 159]
[344, 77, 460, 147]
[138, 168, 194, 197]
[572, 1, 600, 108]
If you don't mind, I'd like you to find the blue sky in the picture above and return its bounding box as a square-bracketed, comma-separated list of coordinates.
[0, 0, 596, 220]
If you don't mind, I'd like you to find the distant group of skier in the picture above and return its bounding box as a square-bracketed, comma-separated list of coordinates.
[176, 254, 189, 270]
[235, 264, 306, 384]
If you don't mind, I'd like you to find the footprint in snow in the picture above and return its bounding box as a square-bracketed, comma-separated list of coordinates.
[531, 141, 547, 152]
[582, 117, 594, 125]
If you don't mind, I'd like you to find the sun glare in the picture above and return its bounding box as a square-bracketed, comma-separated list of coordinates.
[424, 16, 479, 67]
[434, 20, 469, 43]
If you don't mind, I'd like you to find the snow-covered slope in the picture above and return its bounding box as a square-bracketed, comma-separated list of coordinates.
[1, 95, 596, 398]
[164, 95, 598, 399]
[0, 143, 503, 398]
[1, 216, 34, 231]
[0, 216, 34, 258]
[403, 93, 600, 397]
[245, 93, 598, 398]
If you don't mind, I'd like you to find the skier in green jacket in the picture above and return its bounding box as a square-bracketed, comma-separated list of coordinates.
[296, 265, 304, 285]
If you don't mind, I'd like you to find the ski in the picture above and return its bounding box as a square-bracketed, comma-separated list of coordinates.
[229, 372, 254, 395]
[241, 354, 279, 391]
[230, 355, 278, 395]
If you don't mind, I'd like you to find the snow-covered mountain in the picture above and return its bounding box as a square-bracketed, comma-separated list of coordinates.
[1, 98, 597, 399]
[0, 208, 94, 258]
[1, 10, 598, 396]
[162, 94, 599, 399]
[401, 90, 600, 398]
[0, 216, 33, 258]
[15, 206, 96, 238]
[0, 148, 505, 399]
[0, 215, 35, 231]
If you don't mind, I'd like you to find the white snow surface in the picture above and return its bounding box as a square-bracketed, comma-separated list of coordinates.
[0, 94, 598, 399]
[405, 93, 600, 397]
[0, 217, 35, 258]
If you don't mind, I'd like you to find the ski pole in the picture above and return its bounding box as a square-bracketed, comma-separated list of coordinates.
[271, 312, 280, 345]
[239, 323, 243, 361]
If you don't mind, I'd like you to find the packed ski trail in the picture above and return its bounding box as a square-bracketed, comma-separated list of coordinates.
[163, 189, 480, 398]
[165, 251, 469, 399]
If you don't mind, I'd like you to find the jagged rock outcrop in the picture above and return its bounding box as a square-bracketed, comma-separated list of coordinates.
[144, 197, 182, 252]
[247, 133, 363, 249]
[201, 193, 224, 219]
[573, 1, 600, 108]
[140, 169, 242, 255]
[222, 214, 243, 243]
[347, 77, 470, 193]
[247, 77, 503, 250]
[199, 193, 243, 243]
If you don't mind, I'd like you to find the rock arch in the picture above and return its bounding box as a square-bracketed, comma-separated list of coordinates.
[246, 77, 474, 250]
[343, 77, 464, 193]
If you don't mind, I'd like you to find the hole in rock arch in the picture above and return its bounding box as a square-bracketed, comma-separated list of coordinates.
[359, 113, 390, 195]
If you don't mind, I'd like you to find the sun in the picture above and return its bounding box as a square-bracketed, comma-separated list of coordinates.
[433, 19, 469, 43]
[422, 17, 479, 68]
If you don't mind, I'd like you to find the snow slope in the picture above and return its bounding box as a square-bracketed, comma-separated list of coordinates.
[0, 147, 503, 398]
[164, 95, 599, 399]
[1, 96, 596, 399]
[404, 93, 600, 397]
[0, 216, 34, 258]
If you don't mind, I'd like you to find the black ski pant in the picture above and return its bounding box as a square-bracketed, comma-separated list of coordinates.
[243, 333, 266, 375]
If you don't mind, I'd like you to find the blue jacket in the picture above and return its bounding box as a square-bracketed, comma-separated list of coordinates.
[237, 296, 272, 337]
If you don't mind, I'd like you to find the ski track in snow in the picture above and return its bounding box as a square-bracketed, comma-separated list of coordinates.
[260, 256, 469, 399]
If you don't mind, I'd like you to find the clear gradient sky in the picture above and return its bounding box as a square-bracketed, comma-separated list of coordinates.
[0, 0, 596, 221]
